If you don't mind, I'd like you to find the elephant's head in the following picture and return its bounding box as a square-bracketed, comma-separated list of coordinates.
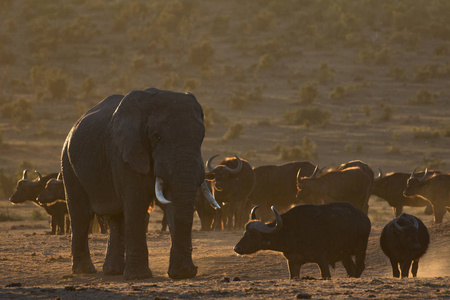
[110, 88, 219, 279]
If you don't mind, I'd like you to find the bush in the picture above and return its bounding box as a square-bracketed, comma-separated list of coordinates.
[81, 77, 96, 97]
[46, 69, 70, 100]
[258, 53, 275, 71]
[184, 78, 201, 92]
[188, 39, 214, 68]
[283, 107, 331, 127]
[228, 85, 265, 110]
[202, 105, 227, 130]
[408, 89, 435, 105]
[278, 137, 318, 160]
[0, 210, 23, 222]
[31, 210, 47, 220]
[0, 98, 34, 122]
[298, 82, 319, 104]
[0, 168, 16, 198]
[413, 128, 440, 139]
[318, 62, 334, 84]
[223, 123, 243, 140]
[387, 67, 408, 81]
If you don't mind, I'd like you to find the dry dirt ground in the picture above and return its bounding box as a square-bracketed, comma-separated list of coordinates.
[0, 201, 449, 300]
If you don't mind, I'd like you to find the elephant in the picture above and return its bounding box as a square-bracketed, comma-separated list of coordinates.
[62, 88, 220, 280]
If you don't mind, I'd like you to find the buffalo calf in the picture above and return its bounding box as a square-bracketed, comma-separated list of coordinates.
[234, 202, 371, 279]
[380, 213, 429, 278]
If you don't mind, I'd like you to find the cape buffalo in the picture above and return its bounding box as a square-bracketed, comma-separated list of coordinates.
[296, 166, 371, 214]
[380, 213, 429, 278]
[248, 161, 315, 221]
[9, 170, 69, 235]
[234, 202, 371, 279]
[372, 169, 437, 217]
[206, 155, 255, 229]
[404, 169, 450, 223]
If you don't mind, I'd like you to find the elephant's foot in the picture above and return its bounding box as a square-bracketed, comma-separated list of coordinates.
[168, 264, 197, 280]
[72, 259, 96, 274]
[103, 259, 124, 275]
[123, 265, 152, 280]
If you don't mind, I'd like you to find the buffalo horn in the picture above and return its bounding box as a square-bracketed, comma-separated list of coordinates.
[296, 169, 302, 182]
[35, 170, 43, 182]
[374, 167, 382, 181]
[419, 168, 428, 182]
[56, 172, 62, 181]
[206, 154, 220, 172]
[155, 177, 172, 205]
[249, 206, 283, 234]
[393, 219, 405, 233]
[200, 181, 221, 210]
[22, 169, 28, 180]
[250, 205, 261, 220]
[410, 168, 417, 179]
[223, 155, 243, 174]
[309, 165, 319, 179]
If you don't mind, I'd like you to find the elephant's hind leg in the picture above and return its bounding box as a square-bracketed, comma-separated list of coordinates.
[64, 169, 96, 274]
[103, 214, 125, 275]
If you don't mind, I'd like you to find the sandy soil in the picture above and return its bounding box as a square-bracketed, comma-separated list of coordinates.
[0, 203, 449, 300]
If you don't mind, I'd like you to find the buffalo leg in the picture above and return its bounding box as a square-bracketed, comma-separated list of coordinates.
[341, 256, 356, 277]
[389, 258, 400, 278]
[287, 260, 301, 279]
[50, 216, 57, 235]
[65, 216, 71, 234]
[424, 203, 433, 215]
[400, 261, 412, 278]
[57, 213, 65, 235]
[103, 214, 125, 275]
[393, 205, 403, 217]
[317, 256, 331, 279]
[433, 204, 447, 224]
[411, 259, 419, 277]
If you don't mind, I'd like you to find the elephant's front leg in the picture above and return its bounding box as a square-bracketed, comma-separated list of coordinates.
[123, 197, 152, 280]
[103, 214, 125, 275]
[166, 204, 197, 279]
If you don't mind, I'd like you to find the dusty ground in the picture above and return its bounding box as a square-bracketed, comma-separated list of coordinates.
[0, 200, 449, 299]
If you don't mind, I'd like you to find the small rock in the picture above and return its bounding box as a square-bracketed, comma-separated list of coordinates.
[221, 277, 230, 283]
[31, 253, 36, 256]
[296, 292, 312, 299]
[64, 286, 76, 291]
[61, 274, 73, 279]
[232, 277, 241, 281]
[42, 251, 54, 256]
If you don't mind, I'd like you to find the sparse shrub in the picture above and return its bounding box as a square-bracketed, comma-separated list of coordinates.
[387, 145, 402, 154]
[390, 30, 419, 49]
[413, 128, 441, 139]
[258, 53, 275, 71]
[413, 65, 432, 82]
[329, 86, 347, 99]
[0, 210, 23, 222]
[278, 137, 318, 160]
[184, 78, 201, 92]
[0, 168, 16, 198]
[0, 98, 34, 122]
[161, 72, 180, 90]
[423, 156, 445, 170]
[358, 44, 391, 65]
[81, 77, 96, 97]
[30, 210, 47, 220]
[283, 107, 331, 127]
[202, 105, 227, 130]
[318, 62, 334, 84]
[377, 104, 395, 121]
[253, 9, 275, 31]
[223, 123, 243, 140]
[188, 39, 214, 68]
[132, 55, 146, 70]
[298, 82, 319, 104]
[45, 69, 70, 100]
[387, 67, 408, 81]
[408, 89, 435, 105]
[345, 143, 363, 153]
[434, 43, 449, 56]
[256, 119, 270, 126]
[228, 85, 265, 110]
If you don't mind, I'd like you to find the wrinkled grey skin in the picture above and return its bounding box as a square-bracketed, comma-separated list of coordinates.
[62, 88, 209, 280]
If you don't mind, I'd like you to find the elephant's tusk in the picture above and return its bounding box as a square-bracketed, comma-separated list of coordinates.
[201, 181, 221, 210]
[155, 177, 172, 205]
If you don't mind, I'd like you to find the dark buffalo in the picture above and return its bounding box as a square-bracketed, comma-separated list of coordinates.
[9, 170, 68, 234]
[206, 155, 255, 229]
[380, 213, 429, 278]
[296, 166, 371, 214]
[234, 202, 371, 279]
[337, 160, 374, 180]
[372, 169, 437, 217]
[248, 161, 315, 221]
[37, 174, 108, 234]
[404, 169, 450, 223]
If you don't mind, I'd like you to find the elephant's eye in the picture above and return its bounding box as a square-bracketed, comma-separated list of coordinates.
[150, 133, 161, 148]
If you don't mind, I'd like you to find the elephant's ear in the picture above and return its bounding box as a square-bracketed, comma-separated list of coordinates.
[110, 90, 155, 174]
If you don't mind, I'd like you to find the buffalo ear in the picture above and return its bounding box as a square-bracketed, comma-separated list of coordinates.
[110, 90, 155, 174]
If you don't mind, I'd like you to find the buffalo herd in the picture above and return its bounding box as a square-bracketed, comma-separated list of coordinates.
[8, 156, 446, 279]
